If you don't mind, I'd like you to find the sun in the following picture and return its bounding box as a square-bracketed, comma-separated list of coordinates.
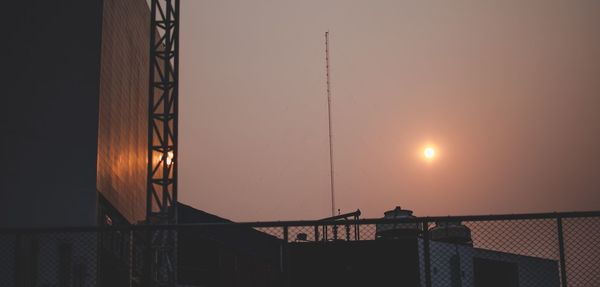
[423, 147, 436, 160]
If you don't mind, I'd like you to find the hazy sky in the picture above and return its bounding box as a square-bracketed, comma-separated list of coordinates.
[178, 0, 600, 221]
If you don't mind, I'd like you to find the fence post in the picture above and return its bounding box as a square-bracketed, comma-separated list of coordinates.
[345, 223, 350, 241]
[423, 221, 432, 287]
[333, 224, 338, 241]
[143, 228, 153, 286]
[557, 216, 568, 287]
[283, 225, 290, 287]
[14, 233, 21, 286]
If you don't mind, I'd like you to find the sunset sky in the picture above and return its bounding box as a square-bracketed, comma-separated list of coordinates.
[177, 0, 600, 221]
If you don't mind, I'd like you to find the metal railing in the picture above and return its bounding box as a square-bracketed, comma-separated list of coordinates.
[1, 211, 598, 286]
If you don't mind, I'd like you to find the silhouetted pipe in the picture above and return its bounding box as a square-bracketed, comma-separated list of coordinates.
[319, 209, 361, 221]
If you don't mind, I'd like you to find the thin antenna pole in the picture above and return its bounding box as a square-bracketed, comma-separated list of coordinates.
[325, 31, 336, 217]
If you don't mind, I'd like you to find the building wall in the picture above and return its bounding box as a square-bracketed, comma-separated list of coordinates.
[420, 239, 560, 287]
[27, 234, 98, 287]
[97, 0, 150, 224]
[1, 0, 151, 227]
[1, 0, 104, 228]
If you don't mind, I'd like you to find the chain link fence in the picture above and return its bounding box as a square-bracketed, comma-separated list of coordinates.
[0, 211, 598, 287]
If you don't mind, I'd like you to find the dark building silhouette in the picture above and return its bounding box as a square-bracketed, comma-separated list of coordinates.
[287, 207, 559, 287]
[171, 206, 559, 287]
[289, 238, 422, 287]
[3, 0, 149, 229]
[3, 1, 151, 285]
[177, 203, 283, 286]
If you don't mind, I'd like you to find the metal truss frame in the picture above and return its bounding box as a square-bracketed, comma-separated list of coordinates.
[146, 0, 180, 286]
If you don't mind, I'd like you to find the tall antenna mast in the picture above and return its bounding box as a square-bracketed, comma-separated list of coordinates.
[325, 31, 336, 217]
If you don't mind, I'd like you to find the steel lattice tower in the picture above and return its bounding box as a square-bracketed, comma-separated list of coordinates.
[146, 0, 180, 286]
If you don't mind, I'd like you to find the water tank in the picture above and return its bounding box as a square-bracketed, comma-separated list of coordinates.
[430, 221, 473, 246]
[376, 206, 421, 239]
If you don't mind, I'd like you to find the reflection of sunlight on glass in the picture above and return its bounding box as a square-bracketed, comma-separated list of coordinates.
[166, 151, 174, 166]
[152, 150, 162, 166]
[423, 146, 436, 161]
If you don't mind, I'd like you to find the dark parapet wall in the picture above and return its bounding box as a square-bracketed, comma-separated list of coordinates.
[289, 239, 421, 287]
[96, 0, 150, 224]
[1, 0, 104, 227]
